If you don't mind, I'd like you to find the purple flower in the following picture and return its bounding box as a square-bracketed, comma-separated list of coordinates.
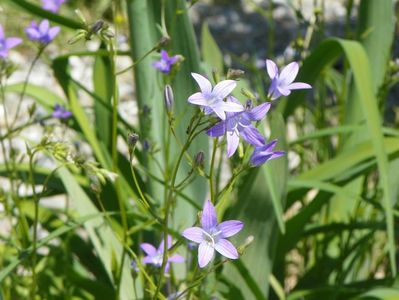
[0, 25, 22, 59]
[250, 140, 285, 167]
[266, 59, 311, 100]
[207, 97, 271, 157]
[153, 50, 179, 74]
[25, 20, 60, 44]
[52, 104, 72, 119]
[140, 235, 184, 273]
[188, 73, 244, 120]
[41, 0, 65, 13]
[182, 200, 243, 268]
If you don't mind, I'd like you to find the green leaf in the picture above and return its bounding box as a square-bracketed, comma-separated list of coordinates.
[201, 22, 224, 73]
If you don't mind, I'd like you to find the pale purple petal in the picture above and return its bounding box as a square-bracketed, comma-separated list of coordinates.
[160, 49, 169, 61]
[198, 242, 214, 268]
[211, 104, 227, 120]
[207, 121, 226, 137]
[279, 61, 299, 85]
[218, 220, 244, 238]
[140, 243, 157, 256]
[25, 28, 41, 40]
[188, 92, 209, 106]
[286, 82, 312, 90]
[213, 80, 236, 99]
[0, 25, 4, 40]
[168, 55, 179, 65]
[191, 73, 212, 94]
[158, 235, 173, 252]
[266, 59, 278, 79]
[214, 239, 239, 259]
[143, 256, 154, 264]
[220, 101, 244, 113]
[226, 132, 240, 157]
[39, 20, 50, 35]
[203, 106, 213, 115]
[201, 200, 217, 231]
[276, 86, 291, 96]
[168, 254, 185, 263]
[48, 26, 60, 40]
[182, 227, 204, 243]
[5, 37, 22, 49]
[247, 102, 271, 121]
[240, 126, 265, 146]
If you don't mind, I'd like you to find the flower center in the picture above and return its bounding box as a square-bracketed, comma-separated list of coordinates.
[152, 253, 164, 266]
[202, 228, 222, 247]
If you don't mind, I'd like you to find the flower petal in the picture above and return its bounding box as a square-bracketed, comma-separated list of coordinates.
[207, 121, 226, 137]
[191, 73, 212, 94]
[0, 25, 4, 40]
[39, 20, 50, 35]
[247, 102, 271, 121]
[287, 82, 312, 90]
[168, 254, 185, 263]
[240, 126, 264, 147]
[48, 26, 60, 40]
[140, 243, 157, 256]
[226, 131, 240, 157]
[26, 28, 41, 40]
[220, 101, 244, 113]
[160, 49, 169, 61]
[214, 239, 239, 259]
[198, 242, 215, 268]
[188, 92, 209, 106]
[201, 200, 217, 231]
[213, 80, 236, 99]
[143, 256, 154, 264]
[211, 104, 227, 120]
[5, 37, 22, 49]
[218, 220, 244, 238]
[266, 59, 278, 79]
[276, 86, 291, 97]
[182, 227, 204, 243]
[279, 61, 299, 85]
[158, 235, 173, 252]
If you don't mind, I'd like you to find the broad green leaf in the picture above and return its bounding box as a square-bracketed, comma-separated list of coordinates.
[201, 22, 224, 73]
[355, 288, 399, 300]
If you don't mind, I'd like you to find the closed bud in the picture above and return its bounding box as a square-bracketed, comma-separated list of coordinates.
[75, 9, 87, 25]
[164, 84, 174, 111]
[91, 20, 104, 34]
[158, 36, 170, 48]
[241, 88, 256, 100]
[237, 235, 254, 255]
[227, 68, 245, 80]
[194, 151, 205, 169]
[245, 99, 253, 110]
[127, 133, 139, 148]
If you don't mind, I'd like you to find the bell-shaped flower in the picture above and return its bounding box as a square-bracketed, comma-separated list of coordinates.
[250, 140, 285, 167]
[0, 25, 22, 59]
[207, 97, 271, 157]
[25, 20, 60, 44]
[266, 59, 311, 100]
[182, 200, 243, 268]
[41, 0, 65, 13]
[140, 235, 184, 273]
[188, 73, 244, 120]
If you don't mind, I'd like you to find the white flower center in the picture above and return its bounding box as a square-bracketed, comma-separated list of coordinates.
[202, 228, 222, 247]
[152, 253, 164, 266]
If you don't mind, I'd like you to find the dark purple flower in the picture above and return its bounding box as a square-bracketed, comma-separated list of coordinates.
[0, 25, 22, 59]
[25, 20, 60, 44]
[207, 97, 271, 157]
[188, 73, 244, 120]
[153, 50, 179, 74]
[41, 0, 65, 13]
[182, 200, 243, 268]
[266, 59, 311, 100]
[140, 235, 184, 273]
[250, 140, 285, 167]
[52, 104, 72, 119]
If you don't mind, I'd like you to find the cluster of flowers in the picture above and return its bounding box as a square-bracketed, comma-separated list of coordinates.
[0, 0, 71, 120]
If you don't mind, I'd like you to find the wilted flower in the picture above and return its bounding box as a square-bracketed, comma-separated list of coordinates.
[0, 25, 22, 59]
[140, 235, 184, 273]
[25, 20, 60, 44]
[266, 59, 311, 100]
[41, 0, 65, 13]
[250, 140, 285, 167]
[52, 104, 72, 119]
[182, 200, 243, 268]
[188, 73, 244, 120]
[207, 97, 270, 157]
[153, 50, 179, 74]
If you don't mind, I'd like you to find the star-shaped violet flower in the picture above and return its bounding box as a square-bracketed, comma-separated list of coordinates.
[153, 50, 179, 74]
[182, 200, 243, 268]
[250, 140, 285, 167]
[41, 0, 65, 13]
[52, 104, 72, 120]
[140, 235, 184, 273]
[0, 25, 22, 59]
[266, 59, 311, 100]
[188, 73, 244, 120]
[25, 20, 60, 45]
[207, 97, 271, 157]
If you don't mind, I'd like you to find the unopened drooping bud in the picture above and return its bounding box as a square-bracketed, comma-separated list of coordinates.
[227, 68, 245, 80]
[91, 20, 104, 34]
[164, 84, 174, 111]
[194, 151, 205, 169]
[127, 133, 139, 149]
[158, 36, 170, 48]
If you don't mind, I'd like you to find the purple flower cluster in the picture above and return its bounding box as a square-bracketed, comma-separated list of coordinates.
[25, 20, 60, 45]
[0, 25, 22, 59]
[187, 59, 311, 166]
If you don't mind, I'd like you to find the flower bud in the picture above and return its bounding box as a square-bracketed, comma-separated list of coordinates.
[164, 84, 174, 111]
[241, 88, 256, 100]
[194, 151, 205, 169]
[91, 20, 104, 34]
[158, 36, 170, 48]
[227, 68, 245, 80]
[127, 133, 139, 148]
